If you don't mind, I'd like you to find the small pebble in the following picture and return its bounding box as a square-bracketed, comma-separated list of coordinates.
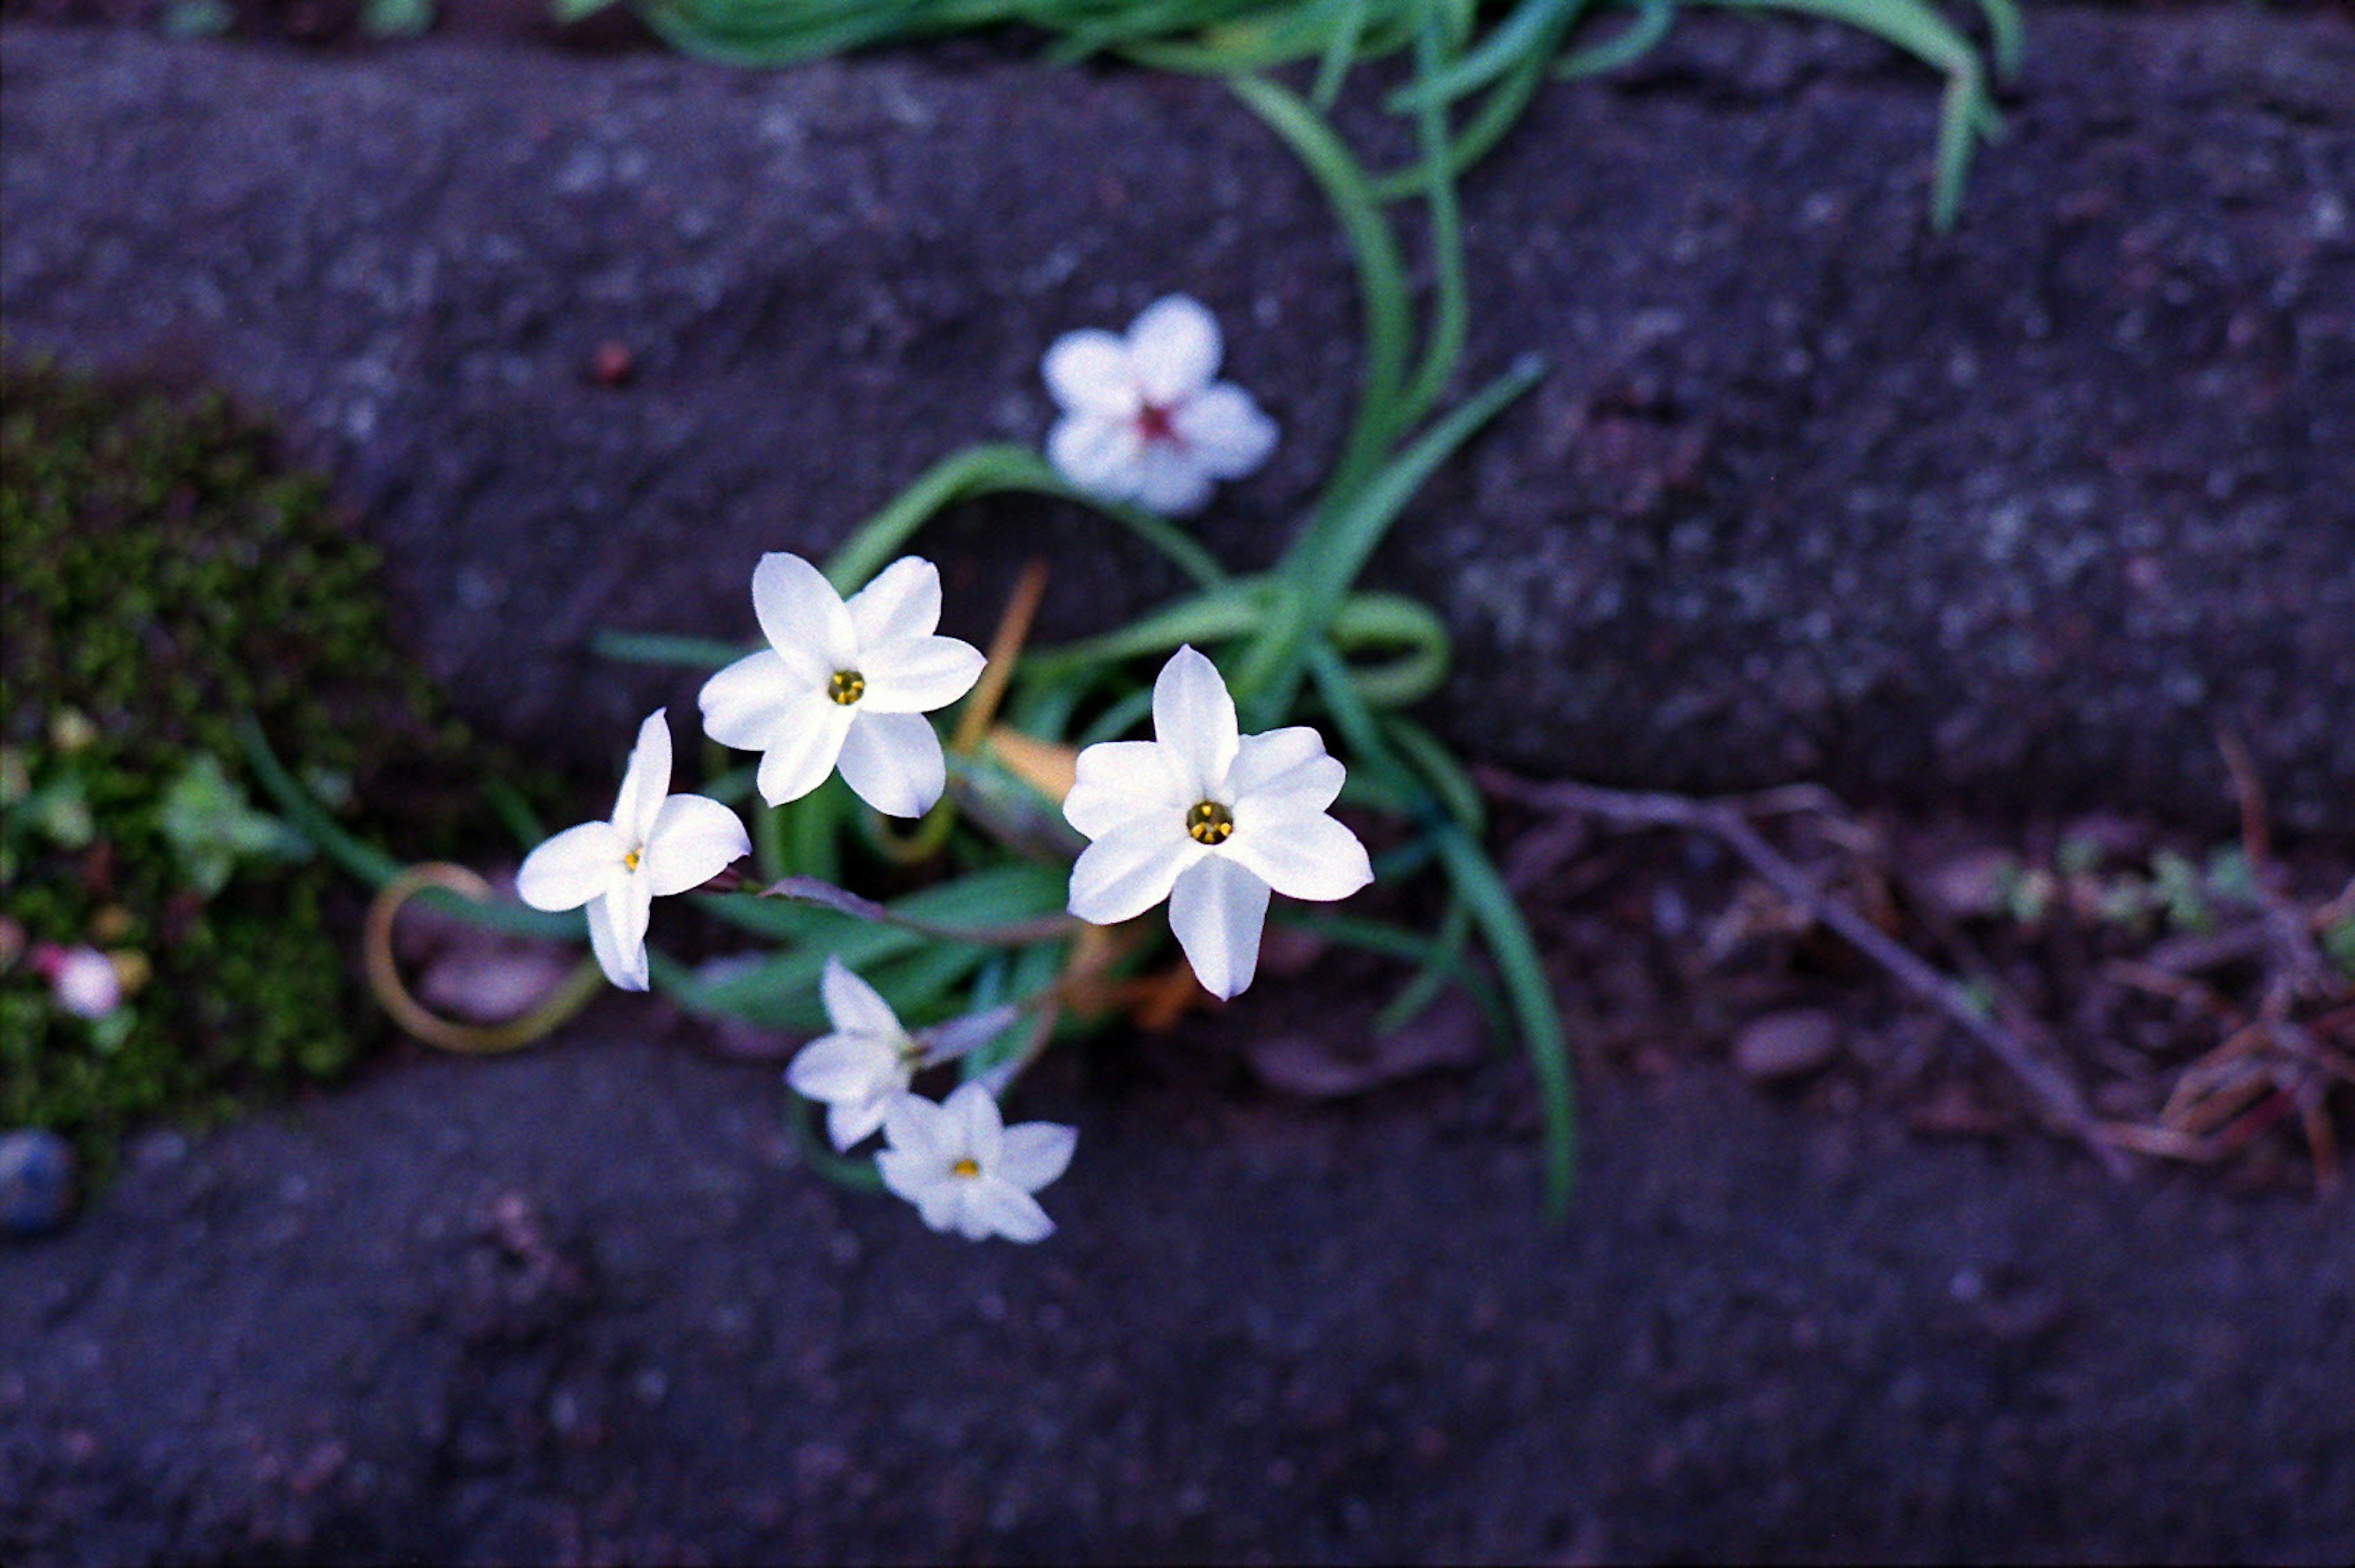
[0, 1128, 78, 1238]
[1732, 1009, 1841, 1083]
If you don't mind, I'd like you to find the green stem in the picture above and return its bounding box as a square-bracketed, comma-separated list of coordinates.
[825, 444, 1224, 593]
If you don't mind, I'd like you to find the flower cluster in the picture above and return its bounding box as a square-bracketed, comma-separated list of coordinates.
[516, 297, 1361, 1241]
[787, 955, 1076, 1241]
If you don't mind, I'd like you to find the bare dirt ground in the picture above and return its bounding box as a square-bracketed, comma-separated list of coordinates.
[6, 1001, 2353, 1564]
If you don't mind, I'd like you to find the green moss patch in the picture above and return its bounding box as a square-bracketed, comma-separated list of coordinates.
[1, 357, 492, 1165]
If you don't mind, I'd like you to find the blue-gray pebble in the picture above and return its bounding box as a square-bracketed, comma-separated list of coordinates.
[1, 1127, 78, 1238]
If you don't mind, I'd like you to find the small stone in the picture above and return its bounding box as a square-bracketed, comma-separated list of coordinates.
[1731, 1009, 1841, 1083]
[0, 1128, 78, 1238]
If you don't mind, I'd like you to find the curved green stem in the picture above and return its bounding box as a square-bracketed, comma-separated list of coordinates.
[824, 443, 1225, 592]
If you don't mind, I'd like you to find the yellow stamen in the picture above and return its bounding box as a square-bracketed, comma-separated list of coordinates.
[622, 848, 642, 871]
[1186, 800, 1234, 845]
[829, 669, 867, 705]
[951, 1157, 981, 1178]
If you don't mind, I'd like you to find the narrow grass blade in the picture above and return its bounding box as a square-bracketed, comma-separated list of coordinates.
[593, 631, 748, 670]
[1555, 0, 1676, 77]
[1374, 892, 1472, 1033]
[1310, 0, 1372, 106]
[1371, 26, 1565, 200]
[237, 717, 581, 938]
[1393, 4, 1471, 430]
[825, 443, 1225, 593]
[1381, 711, 1486, 835]
[1706, 0, 1999, 228]
[1270, 905, 1510, 1043]
[1234, 353, 1543, 726]
[1387, 0, 1588, 109]
[1433, 820, 1578, 1214]
[1228, 74, 1415, 503]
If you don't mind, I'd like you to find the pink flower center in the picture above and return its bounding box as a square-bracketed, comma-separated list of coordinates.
[1135, 401, 1180, 445]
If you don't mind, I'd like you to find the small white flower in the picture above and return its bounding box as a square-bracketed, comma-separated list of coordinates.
[1063, 646, 1372, 999]
[875, 1081, 1076, 1244]
[1043, 293, 1277, 517]
[700, 553, 986, 818]
[48, 946, 122, 1020]
[787, 955, 928, 1150]
[516, 708, 751, 992]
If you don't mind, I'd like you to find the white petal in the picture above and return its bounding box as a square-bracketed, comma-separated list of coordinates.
[1226, 727, 1345, 821]
[881, 1088, 952, 1163]
[845, 556, 943, 651]
[1063, 739, 1189, 840]
[516, 820, 625, 912]
[752, 700, 857, 808]
[787, 1031, 901, 1104]
[1168, 854, 1270, 1000]
[1127, 294, 1222, 405]
[936, 1185, 986, 1241]
[821, 953, 904, 1039]
[586, 881, 653, 992]
[751, 551, 856, 670]
[613, 709, 673, 844]
[1047, 411, 1144, 500]
[836, 711, 946, 819]
[858, 634, 986, 716]
[1042, 328, 1143, 418]
[876, 1145, 945, 1210]
[1223, 811, 1373, 904]
[1152, 645, 1238, 794]
[1130, 442, 1216, 518]
[1067, 814, 1197, 925]
[699, 651, 815, 751]
[924, 1183, 973, 1237]
[967, 1180, 1054, 1244]
[825, 1095, 890, 1152]
[643, 794, 750, 895]
[943, 1080, 1003, 1166]
[1171, 382, 1277, 480]
[996, 1121, 1077, 1195]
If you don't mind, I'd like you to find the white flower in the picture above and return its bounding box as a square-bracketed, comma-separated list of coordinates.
[1043, 293, 1278, 516]
[876, 1082, 1076, 1244]
[48, 946, 122, 1020]
[787, 955, 927, 1150]
[516, 708, 751, 992]
[700, 553, 986, 819]
[1062, 645, 1372, 999]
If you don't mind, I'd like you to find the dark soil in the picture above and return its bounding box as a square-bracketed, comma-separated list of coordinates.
[6, 1007, 2353, 1565]
[4, 6, 2354, 1564]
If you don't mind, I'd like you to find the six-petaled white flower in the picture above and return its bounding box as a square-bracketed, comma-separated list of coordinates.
[516, 708, 751, 992]
[787, 955, 929, 1151]
[876, 1080, 1076, 1244]
[1062, 645, 1372, 999]
[700, 553, 986, 819]
[1043, 293, 1278, 517]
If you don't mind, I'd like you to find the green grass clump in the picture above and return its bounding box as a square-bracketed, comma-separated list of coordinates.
[575, 0, 2020, 229]
[0, 358, 478, 1166]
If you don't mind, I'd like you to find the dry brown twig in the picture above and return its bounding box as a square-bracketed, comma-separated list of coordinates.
[1475, 767, 2132, 1177]
[2091, 735, 2355, 1191]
